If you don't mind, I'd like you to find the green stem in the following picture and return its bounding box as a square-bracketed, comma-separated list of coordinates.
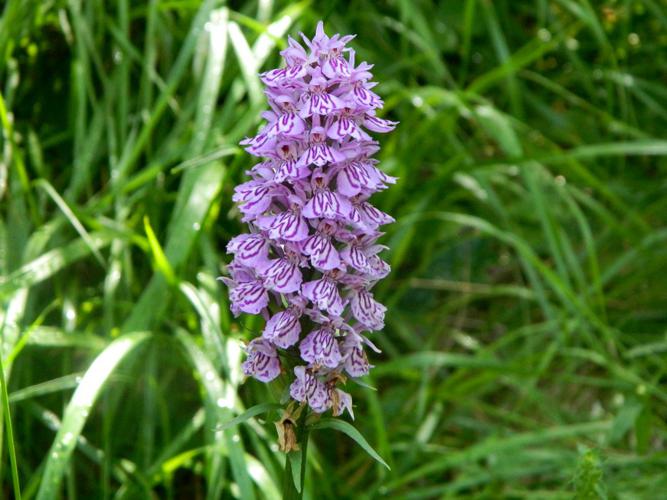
[0, 354, 21, 500]
[282, 452, 298, 500]
[282, 415, 310, 500]
[299, 426, 309, 494]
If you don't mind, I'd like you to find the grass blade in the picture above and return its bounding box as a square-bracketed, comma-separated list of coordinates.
[0, 345, 21, 499]
[36, 332, 151, 500]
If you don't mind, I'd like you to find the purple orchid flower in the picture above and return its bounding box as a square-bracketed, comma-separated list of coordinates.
[223, 21, 397, 418]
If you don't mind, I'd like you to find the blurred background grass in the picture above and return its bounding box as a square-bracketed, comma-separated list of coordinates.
[1, 0, 667, 498]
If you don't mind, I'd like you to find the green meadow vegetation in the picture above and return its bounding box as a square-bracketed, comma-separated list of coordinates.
[1, 0, 667, 498]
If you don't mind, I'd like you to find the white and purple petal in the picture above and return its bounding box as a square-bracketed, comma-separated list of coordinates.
[350, 288, 386, 330]
[289, 367, 331, 413]
[342, 335, 371, 377]
[304, 92, 343, 117]
[242, 339, 281, 382]
[351, 85, 382, 108]
[363, 115, 398, 133]
[358, 201, 395, 228]
[300, 143, 344, 167]
[337, 162, 375, 197]
[365, 255, 391, 280]
[259, 258, 303, 293]
[232, 181, 274, 216]
[303, 190, 351, 219]
[340, 245, 370, 273]
[269, 112, 306, 137]
[275, 160, 308, 182]
[226, 233, 270, 267]
[332, 389, 354, 419]
[263, 309, 301, 348]
[302, 233, 341, 270]
[302, 276, 344, 315]
[264, 211, 310, 242]
[326, 117, 367, 141]
[322, 56, 351, 79]
[229, 279, 269, 316]
[299, 328, 342, 368]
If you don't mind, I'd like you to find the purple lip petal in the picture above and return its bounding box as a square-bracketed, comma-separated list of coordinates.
[263, 308, 301, 348]
[260, 257, 303, 293]
[242, 339, 281, 382]
[299, 327, 342, 368]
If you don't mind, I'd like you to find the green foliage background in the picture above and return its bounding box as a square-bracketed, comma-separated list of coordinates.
[1, 0, 667, 498]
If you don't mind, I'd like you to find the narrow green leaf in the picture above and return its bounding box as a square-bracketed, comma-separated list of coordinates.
[0, 233, 113, 298]
[0, 341, 22, 499]
[9, 374, 83, 403]
[474, 104, 522, 157]
[216, 403, 282, 431]
[122, 162, 224, 331]
[34, 179, 106, 267]
[227, 21, 263, 107]
[143, 216, 176, 285]
[609, 400, 643, 444]
[288, 451, 302, 493]
[309, 418, 390, 470]
[385, 420, 611, 491]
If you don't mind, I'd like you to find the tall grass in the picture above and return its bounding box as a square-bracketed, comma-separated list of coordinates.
[1, 0, 666, 498]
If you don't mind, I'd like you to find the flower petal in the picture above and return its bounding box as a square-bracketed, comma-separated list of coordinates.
[302, 277, 344, 315]
[263, 309, 301, 348]
[350, 288, 386, 330]
[242, 339, 281, 382]
[299, 328, 342, 368]
[302, 233, 341, 270]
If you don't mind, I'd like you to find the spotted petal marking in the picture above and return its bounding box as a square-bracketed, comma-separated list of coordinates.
[351, 85, 382, 108]
[332, 389, 354, 419]
[243, 131, 277, 156]
[304, 92, 343, 117]
[343, 341, 370, 377]
[232, 181, 274, 216]
[260, 65, 306, 86]
[322, 56, 351, 79]
[365, 254, 391, 280]
[358, 201, 395, 228]
[363, 115, 398, 133]
[260, 67, 287, 85]
[301, 143, 343, 167]
[290, 366, 331, 413]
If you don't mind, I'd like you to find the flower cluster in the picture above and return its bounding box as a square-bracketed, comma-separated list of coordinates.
[223, 22, 397, 418]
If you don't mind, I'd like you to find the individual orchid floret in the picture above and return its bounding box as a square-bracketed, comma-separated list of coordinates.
[242, 339, 282, 382]
[300, 326, 343, 368]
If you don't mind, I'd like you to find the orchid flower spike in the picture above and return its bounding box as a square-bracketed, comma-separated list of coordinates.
[224, 21, 398, 418]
